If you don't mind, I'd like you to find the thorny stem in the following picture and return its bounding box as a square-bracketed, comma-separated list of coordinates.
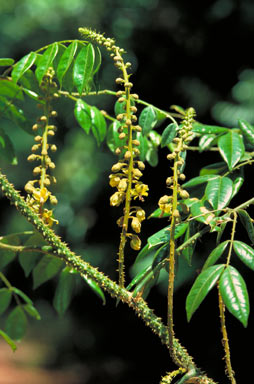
[218, 283, 236, 384]
[168, 151, 181, 366]
[0, 170, 218, 384]
[226, 211, 237, 266]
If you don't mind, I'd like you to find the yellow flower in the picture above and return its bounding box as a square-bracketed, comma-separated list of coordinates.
[130, 235, 141, 251]
[110, 191, 125, 207]
[42, 209, 58, 227]
[131, 184, 149, 200]
[33, 187, 49, 204]
[131, 217, 141, 233]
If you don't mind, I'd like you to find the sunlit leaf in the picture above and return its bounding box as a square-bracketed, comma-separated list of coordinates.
[5, 306, 27, 341]
[57, 40, 78, 86]
[199, 134, 216, 152]
[73, 43, 95, 94]
[233, 240, 254, 270]
[139, 106, 157, 135]
[186, 264, 224, 321]
[90, 106, 106, 145]
[74, 99, 91, 134]
[0, 58, 14, 66]
[190, 201, 216, 226]
[35, 43, 59, 84]
[238, 119, 254, 146]
[193, 122, 229, 134]
[148, 222, 188, 248]
[161, 123, 177, 147]
[218, 131, 245, 170]
[11, 52, 37, 83]
[219, 266, 249, 327]
[205, 176, 233, 210]
[200, 162, 227, 176]
[126, 264, 152, 291]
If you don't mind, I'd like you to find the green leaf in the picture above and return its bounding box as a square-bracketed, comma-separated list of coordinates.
[12, 288, 33, 305]
[32, 255, 63, 289]
[233, 240, 254, 270]
[202, 241, 230, 270]
[145, 142, 158, 167]
[82, 274, 106, 305]
[219, 266, 249, 327]
[57, 41, 78, 86]
[35, 42, 59, 84]
[218, 131, 245, 170]
[132, 268, 160, 299]
[11, 52, 37, 83]
[0, 127, 17, 165]
[181, 221, 197, 266]
[138, 106, 157, 135]
[183, 175, 219, 189]
[136, 132, 148, 162]
[74, 99, 92, 134]
[126, 265, 152, 291]
[0, 288, 12, 315]
[90, 106, 106, 145]
[134, 243, 158, 265]
[0, 79, 23, 100]
[193, 122, 229, 134]
[152, 243, 169, 269]
[5, 306, 27, 341]
[160, 123, 177, 147]
[53, 267, 77, 316]
[93, 46, 102, 75]
[238, 119, 254, 146]
[199, 134, 216, 151]
[190, 200, 216, 226]
[238, 210, 254, 244]
[200, 162, 227, 176]
[148, 222, 188, 248]
[19, 233, 45, 277]
[0, 58, 14, 66]
[73, 43, 95, 94]
[231, 175, 244, 199]
[0, 329, 17, 351]
[0, 235, 20, 270]
[106, 121, 123, 153]
[205, 176, 233, 210]
[186, 264, 224, 321]
[23, 304, 41, 320]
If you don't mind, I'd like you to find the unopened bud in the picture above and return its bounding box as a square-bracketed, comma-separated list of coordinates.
[130, 235, 141, 251]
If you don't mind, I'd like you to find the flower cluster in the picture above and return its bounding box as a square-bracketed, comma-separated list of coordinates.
[158, 108, 196, 218]
[24, 68, 58, 227]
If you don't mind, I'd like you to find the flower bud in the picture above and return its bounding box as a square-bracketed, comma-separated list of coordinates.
[118, 178, 128, 192]
[130, 235, 141, 251]
[109, 175, 120, 187]
[137, 161, 145, 170]
[50, 195, 58, 205]
[124, 151, 132, 160]
[33, 166, 41, 175]
[110, 192, 125, 207]
[136, 209, 146, 222]
[133, 168, 143, 178]
[131, 217, 141, 233]
[111, 162, 125, 172]
[27, 154, 37, 162]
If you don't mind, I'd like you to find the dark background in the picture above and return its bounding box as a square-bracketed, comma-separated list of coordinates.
[1, 1, 254, 383]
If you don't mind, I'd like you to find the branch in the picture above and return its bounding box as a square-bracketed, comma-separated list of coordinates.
[0, 170, 217, 384]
